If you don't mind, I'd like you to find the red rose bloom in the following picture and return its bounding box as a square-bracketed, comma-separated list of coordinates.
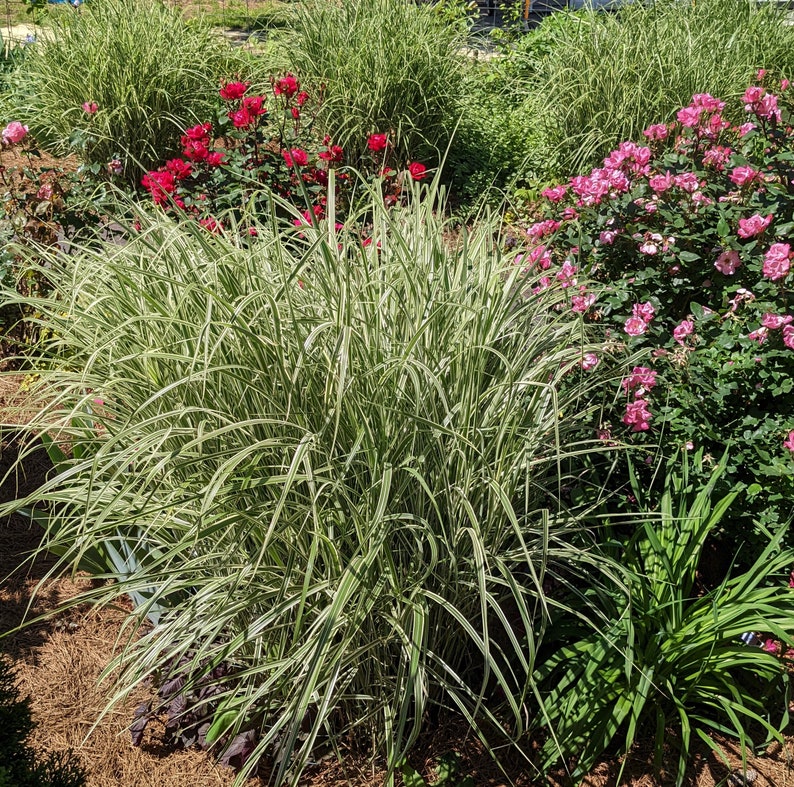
[183, 123, 212, 141]
[274, 74, 299, 98]
[141, 170, 176, 206]
[242, 95, 266, 116]
[182, 140, 209, 162]
[206, 151, 227, 167]
[318, 144, 344, 164]
[283, 148, 309, 167]
[407, 161, 427, 181]
[367, 133, 388, 153]
[229, 108, 253, 129]
[220, 81, 250, 101]
[165, 158, 192, 180]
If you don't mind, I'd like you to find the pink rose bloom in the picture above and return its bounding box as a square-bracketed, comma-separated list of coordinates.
[691, 191, 713, 207]
[624, 316, 648, 337]
[622, 399, 652, 432]
[714, 249, 741, 275]
[676, 106, 702, 127]
[542, 185, 567, 203]
[527, 219, 560, 239]
[785, 430, 794, 452]
[748, 327, 769, 344]
[691, 93, 725, 113]
[82, 101, 98, 114]
[581, 353, 599, 370]
[728, 288, 755, 312]
[632, 302, 655, 322]
[738, 122, 756, 136]
[673, 319, 694, 345]
[643, 123, 668, 140]
[2, 121, 28, 145]
[622, 366, 657, 394]
[571, 293, 596, 313]
[784, 325, 794, 350]
[729, 166, 760, 186]
[649, 171, 674, 193]
[556, 260, 578, 287]
[599, 229, 617, 245]
[562, 207, 578, 221]
[674, 172, 700, 193]
[763, 243, 791, 281]
[762, 638, 780, 655]
[761, 313, 793, 330]
[702, 145, 732, 170]
[527, 244, 552, 270]
[743, 86, 764, 107]
[757, 93, 782, 122]
[531, 276, 552, 295]
[737, 213, 773, 239]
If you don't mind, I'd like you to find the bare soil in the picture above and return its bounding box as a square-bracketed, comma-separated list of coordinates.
[1, 377, 793, 786]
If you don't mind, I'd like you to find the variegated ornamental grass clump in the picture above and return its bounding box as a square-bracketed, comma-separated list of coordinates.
[2, 179, 610, 784]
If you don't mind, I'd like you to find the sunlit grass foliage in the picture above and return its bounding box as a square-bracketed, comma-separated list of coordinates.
[3, 180, 609, 783]
[5, 0, 243, 177]
[536, 0, 794, 176]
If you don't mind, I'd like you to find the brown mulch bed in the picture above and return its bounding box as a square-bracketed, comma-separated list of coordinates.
[2, 377, 794, 786]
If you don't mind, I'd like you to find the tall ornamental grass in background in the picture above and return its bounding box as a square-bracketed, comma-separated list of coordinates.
[4, 0, 244, 178]
[2, 181, 611, 784]
[536, 0, 794, 177]
[278, 0, 467, 164]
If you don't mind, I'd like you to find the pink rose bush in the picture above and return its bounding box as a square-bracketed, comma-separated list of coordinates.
[522, 72, 794, 542]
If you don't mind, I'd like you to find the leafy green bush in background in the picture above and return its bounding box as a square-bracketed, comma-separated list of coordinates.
[534, 0, 794, 177]
[4, 0, 244, 178]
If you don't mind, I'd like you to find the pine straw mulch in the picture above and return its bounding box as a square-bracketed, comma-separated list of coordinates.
[2, 371, 794, 787]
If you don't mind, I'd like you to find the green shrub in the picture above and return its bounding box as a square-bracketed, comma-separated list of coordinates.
[277, 0, 468, 164]
[535, 0, 794, 177]
[446, 67, 548, 210]
[3, 180, 611, 784]
[4, 0, 244, 178]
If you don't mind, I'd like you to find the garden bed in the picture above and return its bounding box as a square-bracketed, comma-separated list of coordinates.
[0, 372, 791, 787]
